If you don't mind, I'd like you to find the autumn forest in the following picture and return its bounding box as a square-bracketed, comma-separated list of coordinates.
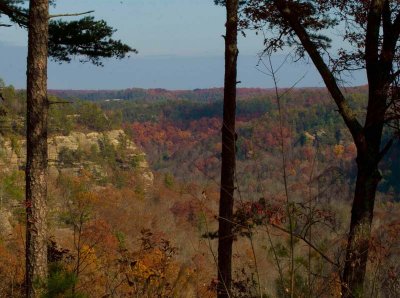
[1, 1, 400, 298]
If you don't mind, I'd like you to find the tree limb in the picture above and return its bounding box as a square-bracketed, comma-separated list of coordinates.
[377, 138, 394, 162]
[391, 9, 400, 42]
[49, 10, 94, 19]
[365, 0, 385, 82]
[0, 0, 28, 27]
[270, 223, 340, 268]
[48, 100, 72, 105]
[273, 0, 363, 142]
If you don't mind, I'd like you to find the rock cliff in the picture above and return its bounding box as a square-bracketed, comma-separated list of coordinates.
[0, 129, 153, 186]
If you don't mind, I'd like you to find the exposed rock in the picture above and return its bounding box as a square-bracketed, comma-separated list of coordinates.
[0, 129, 154, 190]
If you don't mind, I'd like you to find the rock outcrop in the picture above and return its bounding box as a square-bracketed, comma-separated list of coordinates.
[0, 129, 153, 188]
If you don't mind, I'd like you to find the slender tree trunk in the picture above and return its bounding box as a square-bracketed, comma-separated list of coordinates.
[217, 1, 238, 297]
[25, 0, 50, 297]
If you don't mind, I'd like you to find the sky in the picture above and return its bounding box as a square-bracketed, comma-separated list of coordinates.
[0, 0, 366, 90]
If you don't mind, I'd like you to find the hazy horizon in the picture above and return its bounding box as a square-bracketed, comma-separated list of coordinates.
[0, 0, 366, 90]
[0, 42, 367, 90]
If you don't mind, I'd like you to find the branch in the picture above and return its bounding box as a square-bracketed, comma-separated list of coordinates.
[379, 0, 397, 80]
[389, 69, 400, 83]
[48, 100, 73, 105]
[0, 1, 25, 17]
[49, 10, 94, 19]
[385, 113, 400, 122]
[0, 0, 28, 27]
[382, 0, 392, 41]
[217, 212, 340, 268]
[365, 0, 385, 81]
[377, 138, 394, 162]
[273, 0, 363, 142]
[270, 223, 340, 268]
[392, 10, 400, 42]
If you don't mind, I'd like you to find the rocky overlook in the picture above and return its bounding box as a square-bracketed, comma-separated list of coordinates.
[0, 129, 153, 187]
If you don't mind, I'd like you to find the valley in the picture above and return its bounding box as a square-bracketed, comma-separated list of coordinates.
[1, 84, 399, 297]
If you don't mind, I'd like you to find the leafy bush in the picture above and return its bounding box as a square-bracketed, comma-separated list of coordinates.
[49, 101, 75, 136]
[58, 147, 84, 166]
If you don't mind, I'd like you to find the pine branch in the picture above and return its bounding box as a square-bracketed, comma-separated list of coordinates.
[49, 10, 94, 19]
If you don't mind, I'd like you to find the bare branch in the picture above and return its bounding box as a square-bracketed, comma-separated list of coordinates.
[377, 138, 394, 162]
[48, 100, 73, 105]
[270, 223, 340, 268]
[49, 10, 94, 19]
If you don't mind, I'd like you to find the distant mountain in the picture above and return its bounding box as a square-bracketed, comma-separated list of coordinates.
[49, 86, 368, 102]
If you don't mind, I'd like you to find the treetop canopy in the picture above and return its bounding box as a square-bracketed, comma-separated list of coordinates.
[0, 0, 136, 65]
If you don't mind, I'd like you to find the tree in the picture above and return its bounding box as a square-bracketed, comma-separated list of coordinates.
[25, 1, 50, 296]
[18, 1, 135, 296]
[240, 0, 400, 296]
[0, 0, 136, 64]
[217, 0, 239, 297]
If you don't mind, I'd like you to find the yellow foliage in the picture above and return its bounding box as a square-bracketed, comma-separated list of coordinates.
[333, 144, 345, 157]
[76, 191, 100, 206]
[288, 167, 297, 176]
[80, 244, 98, 269]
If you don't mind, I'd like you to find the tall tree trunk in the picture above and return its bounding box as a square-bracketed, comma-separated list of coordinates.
[341, 163, 381, 297]
[25, 0, 50, 297]
[341, 89, 385, 297]
[217, 0, 238, 297]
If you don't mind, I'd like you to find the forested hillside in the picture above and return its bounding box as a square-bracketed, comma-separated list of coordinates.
[54, 86, 398, 199]
[1, 78, 400, 297]
[3, 0, 400, 297]
[2, 81, 399, 297]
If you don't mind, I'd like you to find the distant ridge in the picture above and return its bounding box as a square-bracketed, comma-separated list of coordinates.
[49, 86, 368, 102]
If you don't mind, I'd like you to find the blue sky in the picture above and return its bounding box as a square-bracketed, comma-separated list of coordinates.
[0, 0, 366, 90]
[4, 0, 261, 56]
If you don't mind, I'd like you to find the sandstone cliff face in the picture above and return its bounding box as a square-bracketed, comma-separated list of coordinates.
[0, 130, 154, 239]
[0, 129, 153, 186]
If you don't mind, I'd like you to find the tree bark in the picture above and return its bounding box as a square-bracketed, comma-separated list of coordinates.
[25, 0, 50, 297]
[341, 89, 386, 297]
[217, 0, 239, 297]
[342, 163, 381, 297]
